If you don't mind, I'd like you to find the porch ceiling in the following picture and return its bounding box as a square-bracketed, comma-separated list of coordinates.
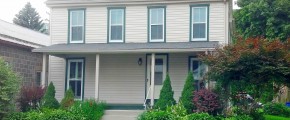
[32, 42, 218, 55]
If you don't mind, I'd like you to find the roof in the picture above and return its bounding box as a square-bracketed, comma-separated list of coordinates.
[0, 19, 50, 48]
[33, 42, 218, 54]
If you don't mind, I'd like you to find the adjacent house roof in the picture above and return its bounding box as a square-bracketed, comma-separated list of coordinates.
[0, 19, 50, 48]
[33, 42, 218, 55]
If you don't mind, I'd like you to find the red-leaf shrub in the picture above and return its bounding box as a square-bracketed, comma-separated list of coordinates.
[193, 89, 220, 114]
[18, 84, 46, 111]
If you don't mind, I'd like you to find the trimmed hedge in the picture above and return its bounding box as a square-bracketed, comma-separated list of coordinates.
[180, 72, 195, 113]
[263, 103, 290, 117]
[41, 82, 60, 109]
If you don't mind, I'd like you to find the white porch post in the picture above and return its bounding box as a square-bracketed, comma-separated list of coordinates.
[150, 53, 155, 107]
[41, 54, 47, 86]
[205, 51, 209, 89]
[95, 54, 100, 100]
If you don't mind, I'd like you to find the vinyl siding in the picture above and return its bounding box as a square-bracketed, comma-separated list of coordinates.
[49, 2, 227, 44]
[99, 54, 145, 104]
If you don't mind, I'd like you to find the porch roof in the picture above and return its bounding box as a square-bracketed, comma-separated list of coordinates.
[32, 42, 218, 54]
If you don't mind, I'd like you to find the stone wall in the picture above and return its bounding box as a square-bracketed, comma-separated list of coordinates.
[0, 42, 43, 85]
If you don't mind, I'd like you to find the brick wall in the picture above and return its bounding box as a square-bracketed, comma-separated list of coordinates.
[0, 42, 43, 85]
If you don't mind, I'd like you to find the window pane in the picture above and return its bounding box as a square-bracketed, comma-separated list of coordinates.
[193, 8, 206, 22]
[155, 59, 163, 85]
[111, 26, 122, 40]
[69, 62, 76, 79]
[151, 8, 163, 24]
[199, 8, 206, 22]
[71, 11, 83, 25]
[77, 62, 82, 79]
[151, 25, 163, 40]
[111, 9, 123, 25]
[72, 26, 83, 41]
[193, 8, 200, 22]
[69, 80, 81, 99]
[192, 23, 206, 38]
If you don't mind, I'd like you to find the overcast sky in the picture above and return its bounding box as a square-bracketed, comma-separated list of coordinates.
[0, 0, 49, 23]
[0, 0, 239, 23]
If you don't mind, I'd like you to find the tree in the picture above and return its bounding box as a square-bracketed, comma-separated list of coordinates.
[60, 87, 74, 109]
[234, 0, 290, 41]
[237, 0, 259, 7]
[0, 58, 20, 119]
[154, 74, 176, 110]
[41, 82, 60, 109]
[179, 72, 195, 113]
[200, 37, 290, 104]
[13, 2, 44, 32]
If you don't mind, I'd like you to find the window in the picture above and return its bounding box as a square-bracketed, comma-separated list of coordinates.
[35, 72, 41, 86]
[67, 59, 84, 99]
[109, 8, 125, 42]
[69, 10, 85, 43]
[191, 6, 208, 41]
[189, 57, 207, 90]
[149, 7, 165, 42]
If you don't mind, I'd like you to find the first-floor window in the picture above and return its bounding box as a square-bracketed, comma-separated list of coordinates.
[67, 59, 84, 99]
[189, 57, 207, 90]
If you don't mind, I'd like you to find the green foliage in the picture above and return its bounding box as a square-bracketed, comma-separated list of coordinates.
[180, 72, 195, 113]
[154, 74, 176, 110]
[3, 112, 27, 120]
[138, 110, 172, 120]
[234, 0, 290, 41]
[60, 88, 75, 109]
[264, 115, 290, 120]
[263, 103, 290, 117]
[24, 109, 82, 120]
[0, 58, 20, 119]
[183, 113, 216, 120]
[166, 102, 188, 119]
[13, 2, 45, 33]
[69, 99, 106, 120]
[225, 115, 253, 120]
[41, 82, 60, 109]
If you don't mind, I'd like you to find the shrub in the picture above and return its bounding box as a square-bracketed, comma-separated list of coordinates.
[166, 102, 187, 119]
[3, 112, 27, 120]
[154, 74, 176, 110]
[41, 82, 60, 109]
[263, 102, 290, 117]
[226, 115, 253, 120]
[69, 99, 106, 120]
[180, 72, 195, 113]
[18, 84, 45, 111]
[41, 109, 82, 120]
[183, 113, 215, 120]
[264, 115, 290, 120]
[193, 89, 220, 114]
[138, 110, 172, 120]
[60, 87, 74, 109]
[0, 58, 20, 119]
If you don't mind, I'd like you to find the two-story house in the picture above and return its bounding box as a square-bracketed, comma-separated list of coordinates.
[34, 0, 232, 109]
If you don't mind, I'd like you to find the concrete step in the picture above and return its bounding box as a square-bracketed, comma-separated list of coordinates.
[102, 110, 144, 120]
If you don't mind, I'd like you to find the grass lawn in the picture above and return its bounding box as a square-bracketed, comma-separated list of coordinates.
[264, 115, 290, 120]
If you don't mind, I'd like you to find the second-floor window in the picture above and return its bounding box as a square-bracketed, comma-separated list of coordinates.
[69, 10, 85, 43]
[191, 6, 208, 41]
[109, 8, 125, 43]
[149, 7, 165, 42]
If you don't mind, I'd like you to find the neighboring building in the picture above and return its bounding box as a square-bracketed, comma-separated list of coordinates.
[34, 0, 232, 108]
[0, 19, 50, 86]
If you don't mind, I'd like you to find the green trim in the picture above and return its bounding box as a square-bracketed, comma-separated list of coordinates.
[106, 104, 144, 110]
[188, 56, 197, 72]
[65, 57, 86, 101]
[147, 6, 167, 43]
[67, 8, 86, 44]
[189, 4, 210, 42]
[107, 7, 126, 43]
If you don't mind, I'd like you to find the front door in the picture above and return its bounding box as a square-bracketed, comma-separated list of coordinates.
[146, 55, 167, 99]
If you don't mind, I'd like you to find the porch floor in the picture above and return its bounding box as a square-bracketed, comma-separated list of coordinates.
[102, 110, 144, 120]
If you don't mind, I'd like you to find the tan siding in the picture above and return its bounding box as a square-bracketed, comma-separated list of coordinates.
[167, 4, 190, 42]
[84, 55, 96, 98]
[209, 2, 226, 43]
[50, 8, 68, 44]
[126, 6, 147, 43]
[48, 56, 66, 101]
[86, 7, 107, 43]
[99, 54, 145, 104]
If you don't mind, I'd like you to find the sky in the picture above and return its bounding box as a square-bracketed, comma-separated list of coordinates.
[0, 0, 239, 23]
[0, 0, 49, 23]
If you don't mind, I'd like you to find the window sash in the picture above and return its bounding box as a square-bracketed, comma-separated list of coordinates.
[67, 59, 84, 100]
[149, 8, 164, 42]
[191, 7, 208, 41]
[109, 9, 124, 42]
[70, 10, 85, 43]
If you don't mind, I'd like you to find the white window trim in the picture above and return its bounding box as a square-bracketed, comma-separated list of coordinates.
[109, 9, 124, 43]
[70, 10, 85, 43]
[191, 6, 208, 41]
[149, 8, 165, 42]
[67, 59, 84, 100]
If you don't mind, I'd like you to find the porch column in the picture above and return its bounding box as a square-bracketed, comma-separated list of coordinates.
[205, 51, 209, 89]
[150, 53, 155, 107]
[95, 54, 100, 100]
[41, 54, 47, 86]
